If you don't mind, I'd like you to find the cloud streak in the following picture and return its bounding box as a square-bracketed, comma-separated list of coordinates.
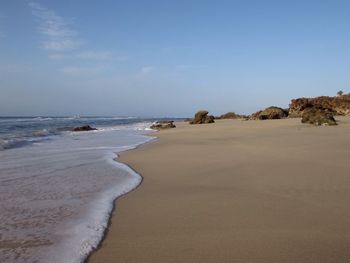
[28, 1, 79, 51]
[48, 53, 66, 60]
[77, 51, 130, 62]
[76, 51, 113, 60]
[60, 65, 104, 76]
[28, 2, 128, 76]
[141, 66, 155, 74]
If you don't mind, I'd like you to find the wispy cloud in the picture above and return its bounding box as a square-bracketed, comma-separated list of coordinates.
[175, 64, 192, 69]
[76, 51, 113, 60]
[48, 53, 66, 60]
[141, 66, 155, 74]
[28, 1, 79, 51]
[76, 51, 129, 62]
[48, 50, 128, 62]
[28, 2, 127, 75]
[60, 66, 104, 76]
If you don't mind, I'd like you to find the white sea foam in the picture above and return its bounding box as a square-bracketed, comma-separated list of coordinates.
[96, 122, 153, 132]
[0, 136, 52, 151]
[0, 123, 155, 263]
[33, 117, 54, 121]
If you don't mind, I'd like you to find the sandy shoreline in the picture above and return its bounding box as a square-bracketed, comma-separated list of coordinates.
[89, 118, 350, 263]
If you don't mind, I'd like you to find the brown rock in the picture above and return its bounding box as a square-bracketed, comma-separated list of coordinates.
[251, 106, 288, 120]
[204, 115, 215, 123]
[216, 112, 249, 120]
[301, 107, 337, 126]
[189, 111, 215, 124]
[289, 95, 350, 117]
[217, 112, 238, 119]
[150, 121, 176, 130]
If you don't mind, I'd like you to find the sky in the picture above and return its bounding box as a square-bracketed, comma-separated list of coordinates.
[0, 0, 350, 117]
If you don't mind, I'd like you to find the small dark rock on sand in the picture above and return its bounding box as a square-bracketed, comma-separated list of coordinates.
[73, 125, 98, 132]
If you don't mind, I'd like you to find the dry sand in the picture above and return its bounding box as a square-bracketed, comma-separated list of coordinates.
[89, 118, 350, 263]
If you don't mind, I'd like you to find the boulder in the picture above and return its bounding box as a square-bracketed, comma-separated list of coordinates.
[301, 108, 337, 126]
[289, 95, 350, 117]
[204, 115, 215, 123]
[215, 112, 249, 120]
[189, 111, 215, 124]
[150, 121, 176, 130]
[217, 112, 238, 119]
[72, 125, 97, 132]
[251, 106, 288, 120]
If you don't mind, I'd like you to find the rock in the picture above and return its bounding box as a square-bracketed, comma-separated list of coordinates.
[189, 111, 215, 124]
[217, 112, 238, 119]
[150, 121, 176, 130]
[289, 95, 350, 117]
[215, 112, 249, 120]
[301, 107, 337, 126]
[250, 110, 262, 120]
[72, 125, 97, 132]
[288, 98, 313, 118]
[251, 106, 288, 120]
[204, 115, 215, 123]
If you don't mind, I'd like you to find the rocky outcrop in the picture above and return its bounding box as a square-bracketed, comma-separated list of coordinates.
[215, 112, 250, 120]
[301, 107, 337, 126]
[189, 111, 215, 124]
[216, 112, 239, 119]
[251, 106, 288, 120]
[289, 95, 350, 117]
[150, 121, 176, 130]
[72, 125, 97, 132]
[206, 115, 215, 123]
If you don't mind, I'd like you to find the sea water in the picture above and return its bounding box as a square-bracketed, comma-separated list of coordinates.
[0, 117, 171, 262]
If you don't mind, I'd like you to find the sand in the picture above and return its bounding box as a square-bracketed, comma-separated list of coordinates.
[89, 118, 350, 263]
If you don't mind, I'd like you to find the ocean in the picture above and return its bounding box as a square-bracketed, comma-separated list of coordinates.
[0, 116, 177, 263]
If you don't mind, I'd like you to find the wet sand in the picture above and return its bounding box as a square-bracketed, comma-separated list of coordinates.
[89, 117, 350, 263]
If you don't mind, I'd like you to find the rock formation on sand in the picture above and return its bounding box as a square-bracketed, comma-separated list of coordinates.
[215, 112, 250, 120]
[301, 107, 337, 126]
[189, 111, 215, 124]
[216, 112, 239, 119]
[289, 95, 350, 117]
[150, 121, 176, 130]
[251, 106, 288, 120]
[73, 125, 98, 131]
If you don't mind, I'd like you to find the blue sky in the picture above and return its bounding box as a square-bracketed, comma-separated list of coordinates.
[0, 0, 349, 117]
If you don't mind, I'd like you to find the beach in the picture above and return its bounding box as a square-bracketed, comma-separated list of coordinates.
[3, 1, 350, 262]
[89, 117, 350, 263]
